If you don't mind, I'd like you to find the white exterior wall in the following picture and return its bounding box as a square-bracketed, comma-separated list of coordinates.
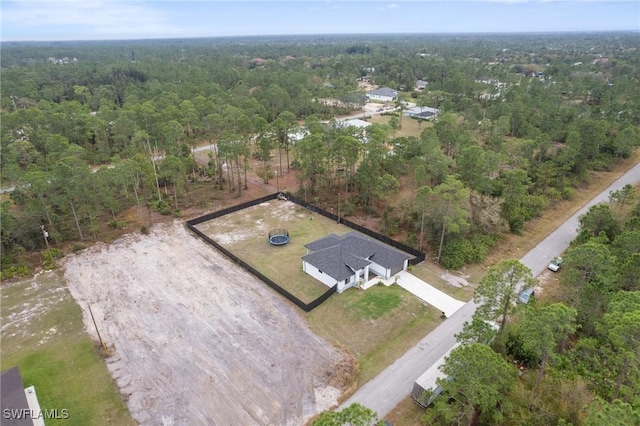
[302, 261, 367, 293]
[368, 259, 409, 280]
[367, 94, 395, 102]
[368, 262, 391, 280]
[302, 261, 337, 288]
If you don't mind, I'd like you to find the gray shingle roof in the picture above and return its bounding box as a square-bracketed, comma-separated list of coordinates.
[1, 367, 32, 426]
[303, 232, 411, 281]
[366, 87, 398, 98]
[302, 245, 366, 282]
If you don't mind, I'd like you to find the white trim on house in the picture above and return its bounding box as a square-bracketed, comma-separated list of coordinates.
[301, 232, 410, 293]
[365, 87, 399, 103]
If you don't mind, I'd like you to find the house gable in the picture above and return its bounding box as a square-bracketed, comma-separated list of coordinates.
[365, 87, 399, 102]
[302, 245, 367, 282]
[302, 232, 410, 286]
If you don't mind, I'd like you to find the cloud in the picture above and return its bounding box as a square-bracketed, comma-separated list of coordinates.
[2, 0, 183, 40]
[376, 3, 401, 11]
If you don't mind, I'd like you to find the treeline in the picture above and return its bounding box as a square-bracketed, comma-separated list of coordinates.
[425, 185, 640, 425]
[1, 33, 639, 274]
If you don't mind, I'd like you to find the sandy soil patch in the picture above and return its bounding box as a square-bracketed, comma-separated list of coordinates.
[62, 221, 352, 425]
[438, 271, 471, 289]
[1, 271, 67, 343]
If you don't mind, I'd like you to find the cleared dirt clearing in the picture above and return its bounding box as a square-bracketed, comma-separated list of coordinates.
[63, 221, 352, 425]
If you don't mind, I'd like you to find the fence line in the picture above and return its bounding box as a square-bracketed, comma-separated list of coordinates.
[285, 194, 425, 265]
[186, 192, 424, 312]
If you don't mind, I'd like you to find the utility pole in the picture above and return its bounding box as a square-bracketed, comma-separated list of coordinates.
[40, 225, 51, 251]
[41, 225, 53, 266]
[437, 221, 446, 265]
[337, 192, 341, 223]
[419, 212, 425, 252]
[88, 303, 109, 356]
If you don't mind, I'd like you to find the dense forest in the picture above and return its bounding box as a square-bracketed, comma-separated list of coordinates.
[2, 33, 640, 425]
[1, 33, 639, 272]
[414, 184, 640, 425]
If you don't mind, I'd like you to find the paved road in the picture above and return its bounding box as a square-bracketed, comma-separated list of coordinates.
[341, 160, 640, 418]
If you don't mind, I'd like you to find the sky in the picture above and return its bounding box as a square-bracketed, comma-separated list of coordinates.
[1, 0, 638, 42]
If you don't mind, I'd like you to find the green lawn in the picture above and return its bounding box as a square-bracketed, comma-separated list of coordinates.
[306, 284, 442, 386]
[349, 288, 402, 319]
[1, 271, 134, 426]
[196, 200, 444, 386]
[196, 201, 362, 303]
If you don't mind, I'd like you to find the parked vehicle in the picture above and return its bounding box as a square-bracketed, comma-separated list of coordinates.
[412, 345, 458, 408]
[548, 257, 564, 272]
[518, 287, 535, 304]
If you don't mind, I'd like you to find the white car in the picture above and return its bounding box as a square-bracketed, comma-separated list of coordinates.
[548, 257, 564, 272]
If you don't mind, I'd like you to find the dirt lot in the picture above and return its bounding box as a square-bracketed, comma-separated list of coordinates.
[62, 221, 355, 425]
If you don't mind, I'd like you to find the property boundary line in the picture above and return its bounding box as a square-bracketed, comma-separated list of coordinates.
[186, 192, 424, 312]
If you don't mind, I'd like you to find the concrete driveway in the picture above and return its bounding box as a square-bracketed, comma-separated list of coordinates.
[394, 271, 465, 318]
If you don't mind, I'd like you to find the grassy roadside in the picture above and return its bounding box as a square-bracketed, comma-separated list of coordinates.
[0, 271, 134, 426]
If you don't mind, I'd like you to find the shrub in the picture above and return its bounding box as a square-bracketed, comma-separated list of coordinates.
[440, 234, 498, 269]
[404, 232, 417, 248]
[42, 248, 62, 269]
[0, 265, 31, 280]
[342, 200, 356, 216]
[108, 220, 126, 230]
[72, 243, 86, 253]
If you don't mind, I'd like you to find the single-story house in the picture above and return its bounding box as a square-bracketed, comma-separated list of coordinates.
[404, 106, 440, 120]
[415, 80, 429, 90]
[287, 127, 309, 144]
[342, 93, 368, 108]
[365, 87, 399, 103]
[336, 118, 371, 129]
[302, 232, 411, 293]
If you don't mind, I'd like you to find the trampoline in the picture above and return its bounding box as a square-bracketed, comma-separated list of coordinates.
[269, 229, 290, 246]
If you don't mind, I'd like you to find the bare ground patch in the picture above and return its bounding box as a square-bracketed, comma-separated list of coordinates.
[62, 221, 354, 425]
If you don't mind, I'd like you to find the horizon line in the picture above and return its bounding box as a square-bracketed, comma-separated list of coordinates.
[3, 29, 639, 44]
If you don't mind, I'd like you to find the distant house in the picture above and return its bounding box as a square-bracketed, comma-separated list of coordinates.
[404, 106, 440, 120]
[365, 87, 399, 103]
[343, 93, 368, 108]
[302, 232, 410, 293]
[287, 127, 309, 145]
[415, 80, 429, 90]
[336, 118, 371, 129]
